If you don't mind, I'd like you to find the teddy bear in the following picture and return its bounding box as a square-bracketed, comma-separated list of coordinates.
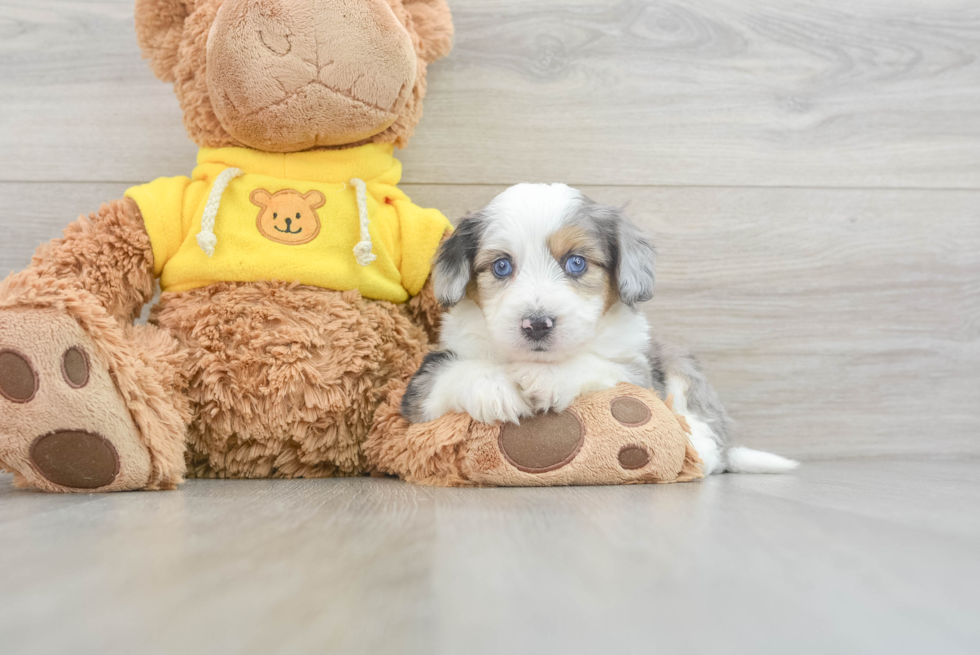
[0, 0, 455, 492]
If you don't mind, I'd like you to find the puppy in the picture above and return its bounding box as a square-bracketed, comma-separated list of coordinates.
[402, 183, 798, 474]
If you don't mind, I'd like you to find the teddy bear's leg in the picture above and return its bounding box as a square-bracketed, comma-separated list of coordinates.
[0, 199, 189, 491]
[153, 283, 428, 479]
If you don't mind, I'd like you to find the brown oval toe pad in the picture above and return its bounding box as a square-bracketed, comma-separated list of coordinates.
[30, 430, 120, 489]
[610, 396, 651, 427]
[0, 349, 38, 403]
[499, 411, 585, 473]
[61, 347, 90, 389]
[618, 445, 651, 470]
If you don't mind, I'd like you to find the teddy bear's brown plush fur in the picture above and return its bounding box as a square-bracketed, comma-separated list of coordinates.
[0, 0, 454, 491]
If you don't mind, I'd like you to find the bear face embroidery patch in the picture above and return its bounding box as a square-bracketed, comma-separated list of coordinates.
[250, 189, 325, 245]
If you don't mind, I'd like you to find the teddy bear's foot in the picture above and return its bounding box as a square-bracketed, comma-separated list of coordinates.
[0, 309, 158, 492]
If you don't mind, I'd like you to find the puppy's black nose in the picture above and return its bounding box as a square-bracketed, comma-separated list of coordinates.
[522, 315, 555, 341]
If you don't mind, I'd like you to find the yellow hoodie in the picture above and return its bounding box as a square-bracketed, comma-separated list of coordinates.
[125, 143, 451, 302]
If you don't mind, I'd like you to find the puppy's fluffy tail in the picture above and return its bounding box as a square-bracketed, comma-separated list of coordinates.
[726, 447, 800, 474]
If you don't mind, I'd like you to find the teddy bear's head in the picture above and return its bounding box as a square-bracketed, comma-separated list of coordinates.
[135, 0, 453, 152]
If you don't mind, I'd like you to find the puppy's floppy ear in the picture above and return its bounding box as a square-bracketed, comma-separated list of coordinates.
[613, 207, 657, 306]
[582, 199, 656, 307]
[433, 211, 486, 308]
[134, 0, 192, 83]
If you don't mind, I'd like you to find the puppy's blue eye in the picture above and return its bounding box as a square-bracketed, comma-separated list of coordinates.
[492, 258, 513, 278]
[565, 255, 587, 276]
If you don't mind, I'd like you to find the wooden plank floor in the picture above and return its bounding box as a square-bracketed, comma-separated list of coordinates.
[1, 461, 978, 655]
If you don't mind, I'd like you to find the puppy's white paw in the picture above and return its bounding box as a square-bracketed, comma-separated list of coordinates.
[461, 375, 532, 424]
[510, 364, 578, 414]
[578, 372, 624, 397]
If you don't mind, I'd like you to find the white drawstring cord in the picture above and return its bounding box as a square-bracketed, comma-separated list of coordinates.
[196, 167, 243, 257]
[350, 177, 376, 266]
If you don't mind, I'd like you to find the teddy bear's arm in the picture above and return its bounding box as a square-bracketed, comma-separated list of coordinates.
[24, 197, 156, 323]
[405, 276, 442, 344]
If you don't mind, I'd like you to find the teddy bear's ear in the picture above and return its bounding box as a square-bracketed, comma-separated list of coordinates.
[403, 0, 454, 64]
[303, 191, 326, 210]
[134, 0, 193, 83]
[250, 189, 272, 208]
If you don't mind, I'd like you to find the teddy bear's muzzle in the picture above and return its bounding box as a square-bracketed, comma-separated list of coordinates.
[206, 0, 418, 152]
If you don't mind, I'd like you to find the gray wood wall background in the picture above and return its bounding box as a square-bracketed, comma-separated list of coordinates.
[1, 0, 977, 460]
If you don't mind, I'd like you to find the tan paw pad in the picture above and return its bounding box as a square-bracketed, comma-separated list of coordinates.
[0, 309, 152, 492]
[457, 385, 703, 486]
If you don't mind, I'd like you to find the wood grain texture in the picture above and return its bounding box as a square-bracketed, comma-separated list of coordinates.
[0, 460, 978, 655]
[2, 182, 977, 459]
[1, 0, 979, 187]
